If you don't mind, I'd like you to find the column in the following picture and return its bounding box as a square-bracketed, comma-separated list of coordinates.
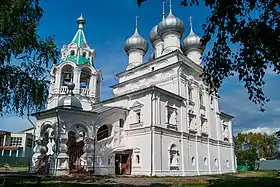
[89, 74, 96, 97]
[53, 134, 69, 176]
[73, 68, 81, 95]
[16, 149, 19, 157]
[32, 139, 48, 170]
[2, 135, 6, 156]
[83, 138, 94, 172]
[9, 150, 12, 156]
[54, 70, 62, 92]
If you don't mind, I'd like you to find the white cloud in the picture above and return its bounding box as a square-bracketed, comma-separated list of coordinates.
[241, 127, 280, 135]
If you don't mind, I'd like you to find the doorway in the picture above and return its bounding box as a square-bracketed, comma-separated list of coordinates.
[115, 150, 132, 175]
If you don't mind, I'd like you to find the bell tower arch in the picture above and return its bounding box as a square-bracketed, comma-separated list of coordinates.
[47, 15, 102, 110]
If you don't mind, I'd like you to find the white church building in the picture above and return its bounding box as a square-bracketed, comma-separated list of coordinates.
[31, 2, 236, 176]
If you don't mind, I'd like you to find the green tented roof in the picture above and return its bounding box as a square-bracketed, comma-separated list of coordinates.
[72, 29, 87, 47]
[63, 55, 90, 65]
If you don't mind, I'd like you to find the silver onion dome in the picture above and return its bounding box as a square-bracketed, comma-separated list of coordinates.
[58, 82, 83, 110]
[150, 25, 161, 45]
[124, 29, 148, 54]
[157, 12, 185, 38]
[182, 30, 204, 53]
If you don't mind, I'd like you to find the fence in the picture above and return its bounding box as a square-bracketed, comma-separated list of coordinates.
[0, 156, 30, 167]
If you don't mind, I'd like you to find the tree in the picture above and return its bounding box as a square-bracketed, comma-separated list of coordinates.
[234, 132, 280, 169]
[0, 0, 59, 116]
[137, 0, 280, 111]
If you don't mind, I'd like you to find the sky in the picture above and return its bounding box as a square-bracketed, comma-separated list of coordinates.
[1, 0, 280, 135]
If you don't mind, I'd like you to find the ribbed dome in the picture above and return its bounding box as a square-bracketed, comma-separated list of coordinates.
[150, 25, 161, 45]
[57, 82, 83, 110]
[182, 30, 204, 53]
[124, 29, 148, 54]
[157, 12, 185, 38]
[58, 95, 83, 110]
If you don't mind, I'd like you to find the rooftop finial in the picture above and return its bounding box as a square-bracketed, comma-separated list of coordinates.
[169, 0, 172, 14]
[162, 0, 165, 20]
[77, 14, 85, 30]
[189, 16, 193, 33]
[135, 16, 139, 33]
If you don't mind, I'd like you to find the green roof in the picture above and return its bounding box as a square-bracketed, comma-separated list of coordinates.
[72, 29, 87, 47]
[63, 55, 90, 65]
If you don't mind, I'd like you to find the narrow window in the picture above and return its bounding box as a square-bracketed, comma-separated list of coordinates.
[119, 119, 124, 128]
[136, 111, 141, 123]
[199, 92, 203, 106]
[136, 155, 140, 164]
[70, 50, 75, 56]
[192, 157, 195, 166]
[188, 87, 192, 101]
[204, 158, 207, 166]
[82, 52, 87, 57]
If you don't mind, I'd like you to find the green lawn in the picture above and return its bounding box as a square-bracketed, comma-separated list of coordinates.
[1, 170, 280, 187]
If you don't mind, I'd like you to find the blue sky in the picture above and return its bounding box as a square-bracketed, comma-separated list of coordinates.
[1, 0, 280, 134]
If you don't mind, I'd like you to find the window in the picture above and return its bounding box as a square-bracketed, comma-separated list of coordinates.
[215, 159, 218, 167]
[169, 144, 179, 167]
[167, 106, 177, 125]
[89, 52, 92, 57]
[210, 97, 214, 109]
[97, 125, 109, 141]
[199, 92, 204, 106]
[26, 138, 33, 148]
[226, 160, 230, 168]
[136, 155, 140, 164]
[188, 87, 192, 101]
[204, 158, 208, 166]
[70, 50, 75, 56]
[108, 158, 111, 165]
[191, 157, 196, 166]
[119, 119, 124, 128]
[136, 111, 141, 123]
[10, 137, 22, 146]
[82, 52, 87, 57]
[151, 67, 154, 71]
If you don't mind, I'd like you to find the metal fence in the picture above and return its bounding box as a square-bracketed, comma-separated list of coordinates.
[0, 156, 30, 167]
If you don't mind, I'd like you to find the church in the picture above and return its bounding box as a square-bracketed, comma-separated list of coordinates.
[31, 2, 236, 176]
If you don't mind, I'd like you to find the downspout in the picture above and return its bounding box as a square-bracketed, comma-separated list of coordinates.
[92, 113, 101, 174]
[54, 108, 60, 176]
[150, 87, 155, 176]
[27, 115, 36, 174]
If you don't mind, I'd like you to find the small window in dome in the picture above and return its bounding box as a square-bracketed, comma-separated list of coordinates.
[71, 50, 75, 56]
[82, 52, 87, 57]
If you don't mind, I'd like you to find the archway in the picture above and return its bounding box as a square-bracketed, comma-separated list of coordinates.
[66, 130, 86, 173]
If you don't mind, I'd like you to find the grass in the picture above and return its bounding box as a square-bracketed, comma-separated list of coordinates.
[1, 170, 280, 187]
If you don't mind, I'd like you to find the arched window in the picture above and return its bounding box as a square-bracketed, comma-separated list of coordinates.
[192, 157, 196, 166]
[169, 144, 179, 166]
[214, 159, 218, 167]
[119, 119, 124, 128]
[82, 52, 87, 57]
[204, 157, 207, 166]
[136, 155, 140, 164]
[226, 160, 230, 168]
[70, 50, 75, 56]
[97, 125, 109, 141]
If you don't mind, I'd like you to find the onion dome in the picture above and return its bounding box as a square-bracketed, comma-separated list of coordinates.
[149, 25, 161, 45]
[58, 82, 83, 110]
[124, 28, 148, 54]
[157, 9, 185, 38]
[77, 15, 86, 29]
[182, 17, 204, 53]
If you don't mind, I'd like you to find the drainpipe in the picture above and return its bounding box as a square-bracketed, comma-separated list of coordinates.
[54, 108, 60, 176]
[92, 113, 101, 174]
[27, 114, 36, 174]
[150, 87, 156, 176]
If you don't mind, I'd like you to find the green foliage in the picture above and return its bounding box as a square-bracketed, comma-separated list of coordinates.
[137, 0, 280, 111]
[234, 132, 280, 168]
[0, 0, 59, 115]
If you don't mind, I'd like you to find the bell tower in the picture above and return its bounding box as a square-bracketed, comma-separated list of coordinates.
[47, 15, 102, 111]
